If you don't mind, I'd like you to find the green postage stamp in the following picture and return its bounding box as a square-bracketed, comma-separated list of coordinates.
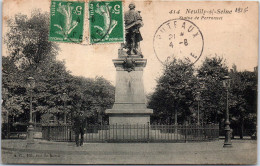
[49, 0, 85, 43]
[89, 1, 124, 44]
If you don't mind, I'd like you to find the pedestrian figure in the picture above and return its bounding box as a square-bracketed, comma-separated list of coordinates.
[73, 111, 87, 146]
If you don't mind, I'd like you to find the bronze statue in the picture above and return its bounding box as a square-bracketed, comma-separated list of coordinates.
[124, 3, 143, 57]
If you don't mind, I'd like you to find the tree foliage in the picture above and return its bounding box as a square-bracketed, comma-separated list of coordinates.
[148, 56, 257, 135]
[197, 56, 228, 123]
[4, 10, 58, 71]
[148, 59, 197, 124]
[229, 66, 257, 137]
[2, 12, 115, 125]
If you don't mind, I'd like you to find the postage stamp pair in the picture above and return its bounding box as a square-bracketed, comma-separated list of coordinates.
[49, 0, 124, 44]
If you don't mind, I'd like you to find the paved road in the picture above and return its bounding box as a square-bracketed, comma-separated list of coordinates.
[1, 139, 257, 164]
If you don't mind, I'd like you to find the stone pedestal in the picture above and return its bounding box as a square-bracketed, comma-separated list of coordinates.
[105, 56, 153, 125]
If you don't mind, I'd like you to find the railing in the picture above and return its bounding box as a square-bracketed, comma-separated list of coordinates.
[42, 124, 219, 143]
[34, 123, 43, 132]
[42, 124, 73, 141]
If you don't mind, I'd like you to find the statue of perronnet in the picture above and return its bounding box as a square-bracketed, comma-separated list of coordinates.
[124, 3, 144, 58]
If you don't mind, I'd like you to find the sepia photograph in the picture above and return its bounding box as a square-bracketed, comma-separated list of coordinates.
[1, 0, 258, 164]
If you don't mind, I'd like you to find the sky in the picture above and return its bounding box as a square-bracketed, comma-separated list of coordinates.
[2, 0, 258, 94]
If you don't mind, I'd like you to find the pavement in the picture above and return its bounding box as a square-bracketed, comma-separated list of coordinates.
[1, 139, 257, 164]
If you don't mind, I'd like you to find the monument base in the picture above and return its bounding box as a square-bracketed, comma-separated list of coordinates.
[106, 109, 153, 125]
[106, 56, 153, 125]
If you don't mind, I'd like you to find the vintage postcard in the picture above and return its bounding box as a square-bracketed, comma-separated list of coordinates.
[1, 0, 258, 164]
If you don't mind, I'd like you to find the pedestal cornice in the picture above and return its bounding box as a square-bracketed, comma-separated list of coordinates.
[106, 109, 153, 115]
[113, 58, 147, 71]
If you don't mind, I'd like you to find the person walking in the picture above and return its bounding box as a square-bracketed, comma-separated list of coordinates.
[73, 111, 87, 146]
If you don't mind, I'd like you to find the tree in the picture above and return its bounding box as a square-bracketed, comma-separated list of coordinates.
[229, 66, 257, 138]
[2, 57, 28, 118]
[4, 10, 59, 71]
[3, 11, 60, 122]
[67, 76, 115, 124]
[3, 11, 115, 125]
[197, 56, 228, 124]
[148, 59, 197, 124]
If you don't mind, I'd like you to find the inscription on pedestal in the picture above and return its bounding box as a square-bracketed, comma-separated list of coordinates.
[115, 71, 145, 104]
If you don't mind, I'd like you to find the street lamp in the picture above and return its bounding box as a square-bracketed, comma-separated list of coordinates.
[222, 75, 232, 148]
[173, 85, 187, 133]
[27, 77, 35, 142]
[61, 92, 67, 124]
[196, 80, 206, 126]
[3, 88, 10, 138]
[196, 91, 201, 125]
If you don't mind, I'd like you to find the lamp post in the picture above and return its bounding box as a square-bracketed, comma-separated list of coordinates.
[196, 91, 201, 125]
[222, 75, 232, 148]
[174, 86, 184, 133]
[61, 92, 67, 124]
[27, 77, 35, 142]
[3, 88, 10, 139]
[195, 80, 206, 126]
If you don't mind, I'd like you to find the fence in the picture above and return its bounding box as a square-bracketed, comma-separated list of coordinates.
[42, 124, 219, 143]
[34, 123, 43, 132]
[1, 122, 27, 139]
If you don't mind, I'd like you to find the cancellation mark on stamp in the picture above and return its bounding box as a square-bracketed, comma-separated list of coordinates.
[89, 1, 124, 44]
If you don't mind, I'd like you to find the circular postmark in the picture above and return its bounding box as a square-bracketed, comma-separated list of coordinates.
[153, 19, 204, 66]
